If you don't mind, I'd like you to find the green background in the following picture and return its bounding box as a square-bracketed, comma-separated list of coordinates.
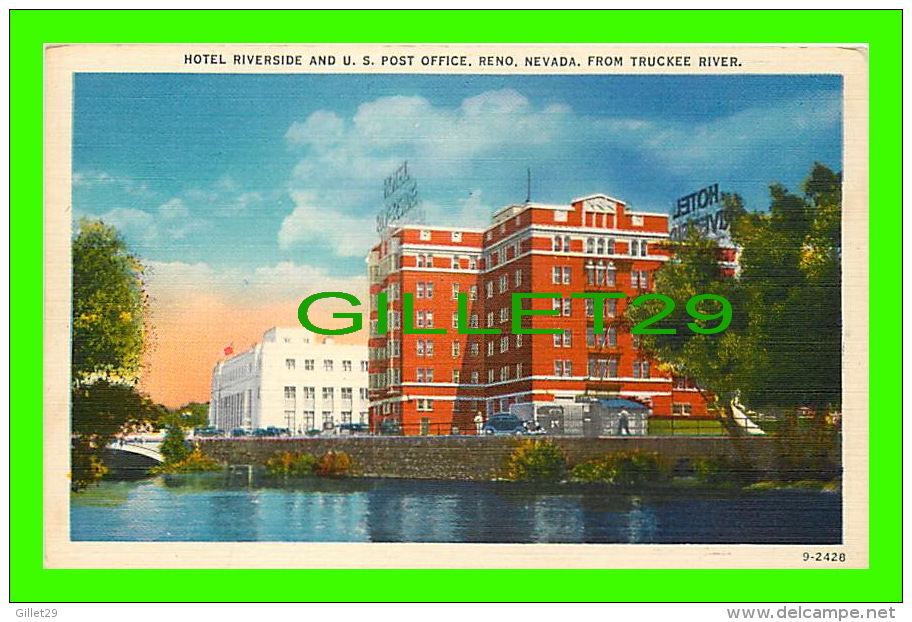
[11, 9, 901, 603]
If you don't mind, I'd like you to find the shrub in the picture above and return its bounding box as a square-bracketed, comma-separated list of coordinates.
[691, 456, 738, 484]
[265, 451, 318, 477]
[570, 457, 617, 484]
[152, 448, 223, 473]
[316, 451, 354, 476]
[612, 450, 667, 486]
[506, 439, 567, 483]
[160, 425, 191, 463]
[570, 450, 667, 486]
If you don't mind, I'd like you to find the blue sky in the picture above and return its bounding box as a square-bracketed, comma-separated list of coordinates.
[73, 73, 842, 300]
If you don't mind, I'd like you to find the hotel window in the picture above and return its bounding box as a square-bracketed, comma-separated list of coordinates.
[562, 266, 571, 284]
[499, 307, 509, 323]
[342, 360, 352, 372]
[452, 341, 460, 357]
[420, 229, 431, 241]
[302, 411, 315, 431]
[515, 333, 523, 348]
[452, 256, 460, 269]
[416, 368, 425, 382]
[469, 258, 477, 270]
[426, 283, 434, 299]
[563, 329, 572, 347]
[633, 360, 651, 379]
[284, 386, 296, 401]
[323, 359, 334, 372]
[302, 387, 315, 400]
[471, 371, 480, 384]
[341, 387, 353, 400]
[389, 339, 401, 357]
[500, 366, 509, 382]
[499, 274, 508, 293]
[285, 358, 296, 370]
[389, 283, 400, 300]
[585, 298, 594, 317]
[596, 238, 605, 255]
[587, 327, 596, 347]
[451, 231, 462, 242]
[488, 369, 495, 383]
[552, 298, 561, 314]
[586, 238, 595, 254]
[606, 298, 618, 318]
[500, 336, 509, 353]
[606, 264, 616, 286]
[417, 399, 433, 412]
[426, 368, 434, 382]
[553, 332, 562, 347]
[552, 267, 561, 284]
[416, 282, 425, 299]
[562, 298, 571, 317]
[416, 254, 426, 268]
[322, 412, 333, 428]
[486, 281, 494, 298]
[452, 283, 460, 300]
[470, 285, 478, 300]
[516, 363, 523, 378]
[487, 341, 495, 356]
[607, 239, 616, 254]
[359, 388, 369, 400]
[322, 387, 334, 401]
[452, 312, 459, 328]
[452, 369, 461, 383]
[470, 314, 479, 329]
[552, 235, 563, 251]
[341, 411, 352, 424]
[486, 312, 494, 328]
[304, 359, 314, 371]
[607, 358, 618, 378]
[672, 403, 693, 416]
[514, 269, 523, 287]
[606, 326, 618, 348]
[417, 340, 425, 356]
[470, 342, 480, 356]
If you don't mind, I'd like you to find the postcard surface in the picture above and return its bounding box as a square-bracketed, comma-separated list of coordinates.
[45, 43, 868, 569]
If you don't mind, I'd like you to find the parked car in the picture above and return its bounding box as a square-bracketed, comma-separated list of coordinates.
[338, 423, 370, 435]
[230, 428, 248, 437]
[482, 413, 531, 436]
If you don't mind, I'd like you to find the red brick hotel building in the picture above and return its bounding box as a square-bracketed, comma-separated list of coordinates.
[367, 193, 713, 435]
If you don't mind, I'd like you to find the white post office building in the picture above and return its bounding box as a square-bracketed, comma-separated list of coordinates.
[209, 327, 369, 434]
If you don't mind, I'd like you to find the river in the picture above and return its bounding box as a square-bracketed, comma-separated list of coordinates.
[71, 473, 841, 544]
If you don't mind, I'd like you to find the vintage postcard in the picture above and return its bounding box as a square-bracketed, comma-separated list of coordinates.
[44, 43, 868, 569]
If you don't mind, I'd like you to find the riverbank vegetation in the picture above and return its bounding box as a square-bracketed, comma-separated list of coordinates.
[264, 450, 354, 477]
[151, 448, 223, 474]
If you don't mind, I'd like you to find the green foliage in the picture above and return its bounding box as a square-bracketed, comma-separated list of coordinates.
[70, 220, 157, 490]
[628, 163, 842, 415]
[316, 451, 354, 476]
[72, 219, 148, 385]
[506, 439, 567, 483]
[570, 450, 667, 486]
[265, 451, 319, 476]
[691, 456, 739, 484]
[159, 402, 210, 430]
[70, 380, 164, 489]
[570, 457, 617, 484]
[160, 426, 191, 463]
[151, 449, 223, 474]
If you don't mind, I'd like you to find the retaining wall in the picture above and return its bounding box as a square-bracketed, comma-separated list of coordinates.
[198, 436, 840, 480]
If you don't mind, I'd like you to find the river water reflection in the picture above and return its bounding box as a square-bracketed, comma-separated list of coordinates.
[71, 473, 841, 544]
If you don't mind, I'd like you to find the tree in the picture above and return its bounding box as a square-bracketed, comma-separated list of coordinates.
[72, 219, 149, 385]
[159, 402, 211, 431]
[629, 163, 842, 421]
[71, 220, 159, 489]
[160, 425, 191, 464]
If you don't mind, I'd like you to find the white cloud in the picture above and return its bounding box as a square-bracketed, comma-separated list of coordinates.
[145, 259, 368, 307]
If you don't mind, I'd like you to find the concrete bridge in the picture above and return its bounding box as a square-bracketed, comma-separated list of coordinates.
[102, 439, 165, 475]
